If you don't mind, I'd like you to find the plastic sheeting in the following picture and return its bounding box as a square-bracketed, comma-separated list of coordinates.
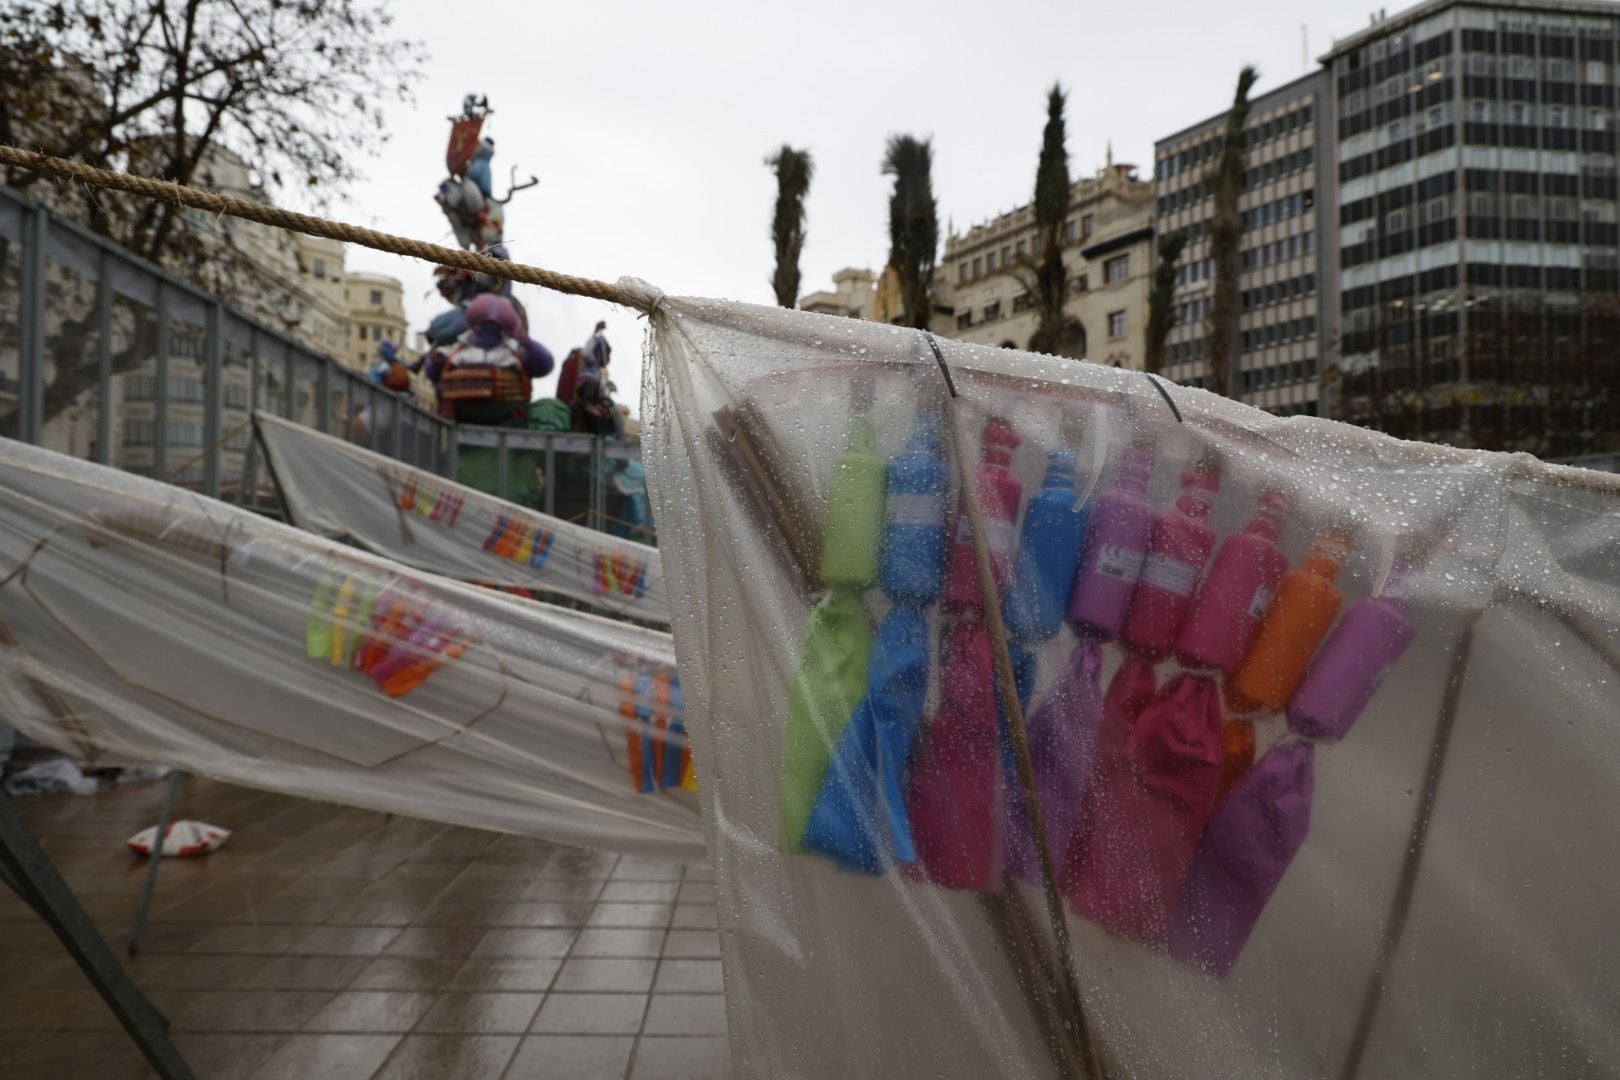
[0, 438, 702, 859]
[640, 295, 1620, 1079]
[254, 411, 668, 625]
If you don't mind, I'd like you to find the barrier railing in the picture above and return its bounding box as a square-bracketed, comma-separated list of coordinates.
[0, 183, 455, 509]
[453, 426, 653, 545]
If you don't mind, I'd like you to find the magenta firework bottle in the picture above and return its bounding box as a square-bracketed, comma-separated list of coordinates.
[1064, 445, 1155, 640]
[1286, 565, 1419, 740]
[1174, 489, 1291, 672]
[1120, 460, 1220, 660]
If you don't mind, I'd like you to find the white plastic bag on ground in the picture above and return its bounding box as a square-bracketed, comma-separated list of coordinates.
[127, 820, 231, 857]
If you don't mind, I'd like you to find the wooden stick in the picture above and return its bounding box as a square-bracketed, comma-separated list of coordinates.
[1337, 608, 1482, 1080]
[939, 391, 1105, 1080]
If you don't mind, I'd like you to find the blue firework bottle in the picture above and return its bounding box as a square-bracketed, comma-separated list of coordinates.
[1004, 450, 1090, 643]
[878, 412, 948, 606]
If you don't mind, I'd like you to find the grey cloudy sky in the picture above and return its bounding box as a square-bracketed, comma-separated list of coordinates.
[336, 0, 1374, 415]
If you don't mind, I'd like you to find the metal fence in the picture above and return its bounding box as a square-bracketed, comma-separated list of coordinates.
[453, 426, 653, 545]
[0, 182, 455, 511]
[0, 182, 649, 539]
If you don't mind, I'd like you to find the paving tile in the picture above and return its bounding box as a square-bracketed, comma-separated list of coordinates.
[326, 899, 425, 926]
[676, 882, 717, 904]
[187, 922, 307, 955]
[6, 1030, 148, 1079]
[373, 1034, 521, 1080]
[382, 926, 488, 957]
[498, 901, 594, 927]
[680, 865, 715, 884]
[416, 900, 509, 926]
[532, 992, 648, 1035]
[155, 1033, 288, 1080]
[249, 955, 371, 991]
[414, 992, 543, 1034]
[301, 990, 438, 1033]
[552, 958, 658, 993]
[0, 988, 105, 1032]
[654, 960, 724, 994]
[630, 1035, 733, 1080]
[470, 927, 576, 957]
[511, 878, 605, 902]
[610, 857, 684, 882]
[587, 903, 674, 929]
[168, 989, 335, 1032]
[235, 897, 346, 925]
[642, 994, 728, 1036]
[350, 956, 464, 991]
[289, 924, 403, 956]
[131, 953, 265, 990]
[446, 955, 564, 992]
[669, 905, 718, 930]
[249, 1033, 402, 1080]
[505, 1035, 635, 1080]
[600, 881, 680, 903]
[661, 931, 721, 960]
[572, 928, 667, 958]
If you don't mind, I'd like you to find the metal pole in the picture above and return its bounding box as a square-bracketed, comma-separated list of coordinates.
[128, 771, 182, 955]
[444, 420, 458, 480]
[496, 429, 509, 501]
[18, 203, 47, 444]
[390, 396, 404, 462]
[153, 286, 170, 477]
[0, 788, 195, 1079]
[315, 355, 331, 433]
[202, 303, 222, 498]
[95, 249, 112, 464]
[544, 434, 557, 516]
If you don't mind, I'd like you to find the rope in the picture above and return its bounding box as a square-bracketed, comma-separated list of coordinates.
[0, 145, 654, 312]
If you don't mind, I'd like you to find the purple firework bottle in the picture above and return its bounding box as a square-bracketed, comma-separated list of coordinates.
[1287, 565, 1419, 740]
[1064, 445, 1155, 640]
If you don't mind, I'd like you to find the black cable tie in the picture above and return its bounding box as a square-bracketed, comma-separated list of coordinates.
[1143, 372, 1183, 423]
[923, 332, 958, 399]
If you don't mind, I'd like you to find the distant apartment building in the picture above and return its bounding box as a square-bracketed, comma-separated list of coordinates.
[1324, 0, 1620, 455]
[1154, 72, 1331, 416]
[799, 266, 905, 323]
[932, 159, 1155, 368]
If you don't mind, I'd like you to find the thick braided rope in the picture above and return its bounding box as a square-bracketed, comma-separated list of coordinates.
[0, 145, 652, 311]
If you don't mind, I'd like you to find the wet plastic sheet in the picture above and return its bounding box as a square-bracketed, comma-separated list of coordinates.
[254, 411, 668, 625]
[0, 439, 702, 859]
[641, 295, 1620, 1079]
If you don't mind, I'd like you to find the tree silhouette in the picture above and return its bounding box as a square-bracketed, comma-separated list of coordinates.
[1206, 65, 1259, 398]
[882, 135, 939, 330]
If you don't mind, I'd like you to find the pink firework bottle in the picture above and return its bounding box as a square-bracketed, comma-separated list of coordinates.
[1287, 564, 1419, 740]
[942, 418, 1023, 612]
[1120, 457, 1221, 660]
[1064, 444, 1155, 639]
[1175, 488, 1291, 672]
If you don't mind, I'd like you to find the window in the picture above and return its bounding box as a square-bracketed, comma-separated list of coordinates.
[313, 259, 327, 279]
[956, 312, 973, 330]
[1064, 219, 1077, 243]
[1549, 106, 1567, 128]
[983, 300, 1001, 321]
[1107, 310, 1127, 338]
[1002, 245, 1012, 265]
[1015, 240, 1026, 257]
[972, 257, 982, 278]
[986, 251, 998, 271]
[358, 325, 367, 340]
[959, 262, 969, 283]
[1081, 214, 1094, 238]
[369, 289, 383, 306]
[1074, 274, 1090, 294]
[1103, 254, 1130, 283]
[371, 325, 382, 341]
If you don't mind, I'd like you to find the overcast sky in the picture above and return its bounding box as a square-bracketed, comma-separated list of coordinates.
[334, 0, 1376, 415]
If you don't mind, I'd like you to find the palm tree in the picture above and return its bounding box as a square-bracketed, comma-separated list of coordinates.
[765, 146, 815, 308]
[1144, 231, 1189, 375]
[1024, 84, 1085, 357]
[882, 135, 939, 329]
[1206, 65, 1259, 398]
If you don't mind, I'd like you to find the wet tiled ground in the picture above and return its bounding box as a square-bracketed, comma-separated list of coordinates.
[0, 776, 729, 1079]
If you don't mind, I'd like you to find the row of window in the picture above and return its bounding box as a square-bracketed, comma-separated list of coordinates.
[1340, 32, 1451, 93]
[1244, 273, 1317, 311]
[1243, 191, 1313, 230]
[1241, 231, 1316, 269]
[955, 216, 1102, 283]
[123, 421, 205, 447]
[1241, 317, 1317, 352]
[1157, 102, 1315, 181]
[1156, 148, 1315, 214]
[1341, 263, 1620, 319]
[1242, 358, 1320, 392]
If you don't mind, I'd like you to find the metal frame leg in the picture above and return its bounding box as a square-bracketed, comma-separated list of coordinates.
[129, 770, 182, 955]
[0, 787, 195, 1080]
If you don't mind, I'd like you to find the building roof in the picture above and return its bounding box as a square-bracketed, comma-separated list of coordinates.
[1322, 0, 1620, 62]
[1154, 70, 1327, 150]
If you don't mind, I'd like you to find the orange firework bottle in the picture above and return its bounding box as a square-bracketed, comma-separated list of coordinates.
[1226, 531, 1352, 714]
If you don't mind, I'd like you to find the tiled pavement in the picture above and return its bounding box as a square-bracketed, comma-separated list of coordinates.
[0, 776, 729, 1079]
